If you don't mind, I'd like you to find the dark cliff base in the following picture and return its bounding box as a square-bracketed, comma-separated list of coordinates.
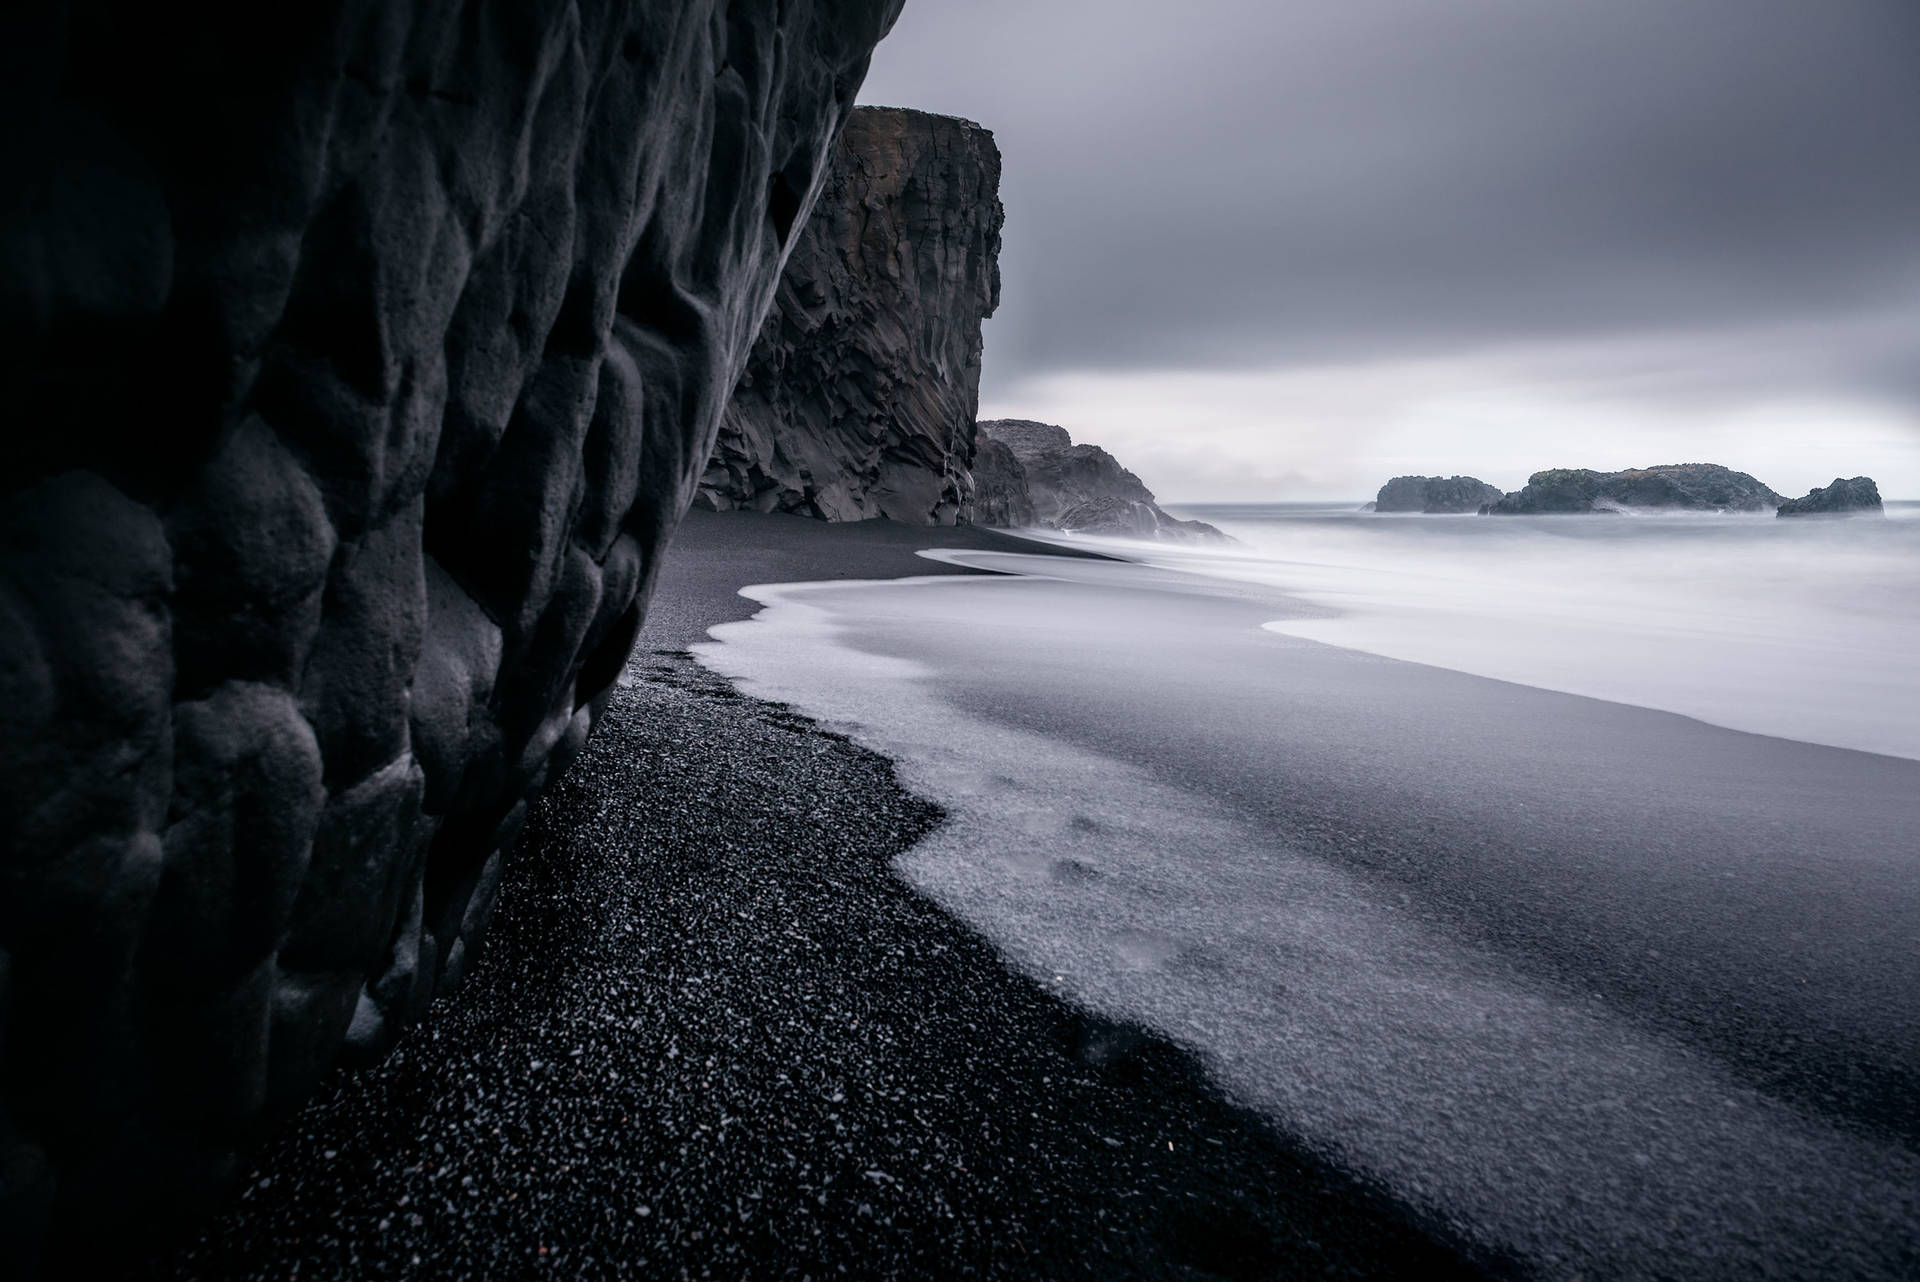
[150, 514, 1487, 1281]
[643, 509, 1114, 647]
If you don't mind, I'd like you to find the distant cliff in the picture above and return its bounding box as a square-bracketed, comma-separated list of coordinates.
[971, 436, 1037, 527]
[698, 108, 1004, 524]
[1483, 465, 1783, 514]
[1374, 475, 1505, 514]
[975, 420, 1227, 541]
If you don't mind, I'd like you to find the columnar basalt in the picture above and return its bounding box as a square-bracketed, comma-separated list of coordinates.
[698, 107, 1005, 524]
[0, 0, 900, 1265]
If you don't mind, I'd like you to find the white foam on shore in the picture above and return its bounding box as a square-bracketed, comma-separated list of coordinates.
[695, 567, 1919, 1280]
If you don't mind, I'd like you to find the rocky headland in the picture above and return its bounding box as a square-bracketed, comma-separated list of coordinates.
[975, 420, 1228, 541]
[697, 107, 1004, 525]
[0, 0, 901, 1267]
[1481, 464, 1784, 514]
[969, 435, 1038, 528]
[1373, 475, 1506, 514]
[1777, 477, 1884, 517]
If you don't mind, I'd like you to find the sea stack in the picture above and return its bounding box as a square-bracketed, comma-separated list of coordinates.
[699, 108, 1005, 525]
[1482, 464, 1783, 514]
[1373, 476, 1506, 514]
[1776, 477, 1884, 517]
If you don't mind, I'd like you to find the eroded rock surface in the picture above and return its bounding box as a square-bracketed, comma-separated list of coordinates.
[1374, 475, 1505, 514]
[976, 420, 1228, 541]
[1777, 477, 1884, 517]
[698, 107, 1004, 524]
[1482, 465, 1783, 514]
[970, 436, 1036, 528]
[0, 0, 899, 1266]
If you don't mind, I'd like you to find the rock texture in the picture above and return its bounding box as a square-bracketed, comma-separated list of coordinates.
[975, 420, 1228, 541]
[1482, 465, 1784, 514]
[970, 436, 1036, 528]
[1777, 477, 1884, 517]
[0, 0, 899, 1268]
[1374, 475, 1505, 514]
[697, 107, 1004, 524]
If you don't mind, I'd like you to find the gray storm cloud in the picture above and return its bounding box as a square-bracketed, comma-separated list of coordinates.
[858, 0, 1920, 485]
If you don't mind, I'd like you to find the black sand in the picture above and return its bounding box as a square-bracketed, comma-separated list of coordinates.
[641, 510, 1118, 649]
[150, 513, 1487, 1280]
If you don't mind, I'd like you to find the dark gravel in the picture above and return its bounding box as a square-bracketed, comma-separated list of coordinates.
[150, 645, 1488, 1280]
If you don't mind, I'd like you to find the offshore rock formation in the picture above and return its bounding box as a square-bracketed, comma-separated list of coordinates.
[698, 107, 1004, 524]
[0, 0, 899, 1266]
[975, 420, 1227, 541]
[1482, 465, 1783, 514]
[1374, 475, 1505, 514]
[1777, 477, 1884, 517]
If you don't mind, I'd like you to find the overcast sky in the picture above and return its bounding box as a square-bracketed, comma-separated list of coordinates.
[858, 0, 1920, 500]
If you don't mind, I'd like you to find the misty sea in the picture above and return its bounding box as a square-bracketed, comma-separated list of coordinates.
[1155, 500, 1920, 760]
[695, 502, 1920, 1277]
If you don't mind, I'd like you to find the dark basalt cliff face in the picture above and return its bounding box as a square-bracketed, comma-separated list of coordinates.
[1374, 475, 1505, 514]
[1778, 476, 1884, 517]
[976, 420, 1228, 541]
[971, 436, 1036, 528]
[0, 0, 899, 1265]
[697, 107, 1004, 524]
[1483, 464, 1783, 514]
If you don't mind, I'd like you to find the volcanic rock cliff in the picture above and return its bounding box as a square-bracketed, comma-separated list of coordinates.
[976, 420, 1227, 541]
[970, 436, 1037, 527]
[0, 0, 900, 1266]
[1482, 464, 1783, 514]
[697, 107, 1004, 524]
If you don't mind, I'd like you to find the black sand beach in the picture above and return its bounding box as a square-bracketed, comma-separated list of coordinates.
[151, 512, 1486, 1280]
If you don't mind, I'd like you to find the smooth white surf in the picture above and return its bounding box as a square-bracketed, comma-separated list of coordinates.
[692, 566, 1919, 1279]
[1081, 501, 1920, 760]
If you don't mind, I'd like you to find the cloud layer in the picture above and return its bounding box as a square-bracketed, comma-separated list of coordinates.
[859, 0, 1920, 497]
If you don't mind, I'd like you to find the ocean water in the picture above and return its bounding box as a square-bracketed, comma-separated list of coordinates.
[692, 509, 1920, 1276]
[1141, 501, 1920, 761]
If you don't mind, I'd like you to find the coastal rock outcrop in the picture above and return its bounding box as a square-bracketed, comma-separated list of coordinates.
[1052, 496, 1223, 541]
[971, 436, 1037, 528]
[1374, 475, 1505, 514]
[698, 107, 1004, 524]
[0, 0, 900, 1266]
[1482, 465, 1783, 514]
[975, 420, 1228, 541]
[1777, 477, 1884, 517]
